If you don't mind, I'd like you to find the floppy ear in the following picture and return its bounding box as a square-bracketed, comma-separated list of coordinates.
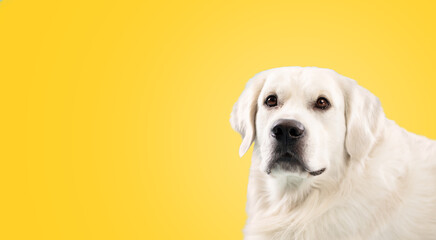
[230, 75, 266, 157]
[341, 77, 385, 161]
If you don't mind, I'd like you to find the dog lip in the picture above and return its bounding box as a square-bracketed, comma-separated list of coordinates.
[308, 168, 326, 176]
[281, 152, 301, 162]
[266, 152, 304, 175]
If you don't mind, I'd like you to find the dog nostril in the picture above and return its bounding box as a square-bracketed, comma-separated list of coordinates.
[289, 127, 303, 137]
[272, 126, 283, 137]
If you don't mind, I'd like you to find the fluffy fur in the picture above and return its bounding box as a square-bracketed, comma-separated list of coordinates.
[230, 67, 436, 240]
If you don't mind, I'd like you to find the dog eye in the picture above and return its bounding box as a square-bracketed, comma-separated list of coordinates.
[315, 97, 330, 110]
[265, 95, 278, 107]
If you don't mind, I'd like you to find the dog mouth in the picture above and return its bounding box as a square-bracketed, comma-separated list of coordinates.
[308, 168, 326, 176]
[266, 152, 303, 174]
[267, 152, 326, 176]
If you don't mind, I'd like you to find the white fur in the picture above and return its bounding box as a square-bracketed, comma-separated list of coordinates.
[230, 67, 436, 239]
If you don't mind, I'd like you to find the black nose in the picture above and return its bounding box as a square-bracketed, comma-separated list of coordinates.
[271, 119, 305, 140]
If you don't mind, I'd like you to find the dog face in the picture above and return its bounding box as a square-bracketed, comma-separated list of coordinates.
[231, 67, 384, 178]
[255, 69, 347, 176]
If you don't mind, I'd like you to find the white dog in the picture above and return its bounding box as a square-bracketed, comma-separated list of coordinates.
[230, 67, 436, 240]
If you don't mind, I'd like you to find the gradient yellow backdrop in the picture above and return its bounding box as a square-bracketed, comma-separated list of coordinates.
[1, 0, 436, 239]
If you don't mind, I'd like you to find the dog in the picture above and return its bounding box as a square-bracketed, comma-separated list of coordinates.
[230, 67, 436, 240]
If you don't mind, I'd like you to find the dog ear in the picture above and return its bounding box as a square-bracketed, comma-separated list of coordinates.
[230, 75, 266, 157]
[341, 77, 385, 161]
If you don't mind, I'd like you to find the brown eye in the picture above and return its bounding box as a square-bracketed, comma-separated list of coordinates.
[265, 95, 277, 107]
[315, 97, 330, 109]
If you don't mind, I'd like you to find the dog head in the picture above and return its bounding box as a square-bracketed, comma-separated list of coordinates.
[230, 67, 384, 178]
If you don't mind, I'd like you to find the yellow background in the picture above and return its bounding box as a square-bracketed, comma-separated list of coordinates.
[1, 0, 436, 239]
